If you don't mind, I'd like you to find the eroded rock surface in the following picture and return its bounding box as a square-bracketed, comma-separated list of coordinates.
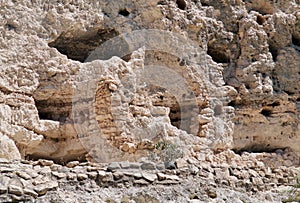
[0, 151, 299, 202]
[0, 0, 298, 162]
[0, 0, 239, 162]
[0, 0, 299, 201]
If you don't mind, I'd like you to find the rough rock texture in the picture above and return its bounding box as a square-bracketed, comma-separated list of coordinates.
[0, 151, 299, 202]
[0, 0, 297, 162]
[0, 0, 239, 162]
[0, 0, 300, 201]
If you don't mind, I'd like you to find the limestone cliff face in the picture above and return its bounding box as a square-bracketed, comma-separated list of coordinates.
[0, 0, 299, 162]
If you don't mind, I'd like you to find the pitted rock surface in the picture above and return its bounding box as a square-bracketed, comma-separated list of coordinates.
[0, 0, 299, 162]
[0, 0, 300, 202]
[0, 155, 298, 202]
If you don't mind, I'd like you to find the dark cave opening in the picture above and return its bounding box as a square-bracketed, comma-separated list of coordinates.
[233, 146, 287, 155]
[256, 15, 265, 25]
[35, 99, 71, 123]
[268, 44, 278, 62]
[228, 100, 236, 107]
[207, 44, 230, 63]
[292, 35, 300, 47]
[48, 28, 119, 62]
[260, 108, 273, 117]
[5, 23, 16, 31]
[119, 8, 130, 17]
[176, 0, 187, 10]
[25, 153, 87, 165]
[267, 101, 280, 107]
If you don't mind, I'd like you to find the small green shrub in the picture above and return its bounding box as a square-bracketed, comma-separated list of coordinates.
[283, 176, 300, 203]
[295, 176, 300, 188]
[148, 141, 183, 162]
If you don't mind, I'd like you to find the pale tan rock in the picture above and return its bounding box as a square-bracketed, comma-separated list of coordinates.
[34, 181, 58, 195]
[66, 161, 79, 168]
[8, 185, 23, 196]
[77, 173, 88, 181]
[24, 188, 38, 198]
[0, 0, 299, 164]
[142, 172, 157, 182]
[98, 170, 106, 178]
[120, 142, 136, 153]
[232, 11, 300, 157]
[157, 173, 180, 181]
[87, 172, 98, 180]
[66, 173, 77, 180]
[98, 171, 113, 183]
[16, 171, 31, 180]
[0, 176, 10, 194]
[32, 176, 51, 186]
[38, 159, 54, 167]
[0, 133, 21, 160]
[51, 172, 66, 179]
[176, 158, 188, 168]
[0, 0, 237, 163]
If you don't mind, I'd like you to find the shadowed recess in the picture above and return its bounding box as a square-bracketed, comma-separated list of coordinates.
[176, 0, 187, 10]
[49, 28, 119, 62]
[119, 8, 130, 16]
[233, 146, 287, 155]
[292, 35, 300, 47]
[268, 43, 278, 61]
[35, 100, 71, 122]
[260, 108, 272, 117]
[207, 42, 230, 63]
